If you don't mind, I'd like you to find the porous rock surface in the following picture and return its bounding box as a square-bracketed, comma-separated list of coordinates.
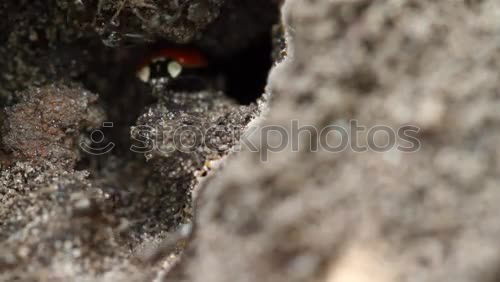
[180, 1, 500, 282]
[2, 0, 500, 282]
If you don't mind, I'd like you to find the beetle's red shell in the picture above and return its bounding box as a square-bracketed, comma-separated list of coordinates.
[138, 47, 208, 70]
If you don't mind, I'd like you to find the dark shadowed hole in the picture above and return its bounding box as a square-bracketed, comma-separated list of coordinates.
[77, 0, 282, 226]
[211, 32, 275, 104]
[79, 21, 280, 153]
[73, 0, 283, 270]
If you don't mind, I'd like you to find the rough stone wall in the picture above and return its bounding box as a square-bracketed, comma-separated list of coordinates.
[2, 0, 500, 282]
[180, 1, 500, 282]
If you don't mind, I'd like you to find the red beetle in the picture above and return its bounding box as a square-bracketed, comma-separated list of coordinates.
[136, 46, 209, 83]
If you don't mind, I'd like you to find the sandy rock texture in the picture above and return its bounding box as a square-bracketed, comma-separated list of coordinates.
[2, 84, 104, 167]
[0, 0, 270, 280]
[1, 0, 500, 281]
[179, 1, 500, 282]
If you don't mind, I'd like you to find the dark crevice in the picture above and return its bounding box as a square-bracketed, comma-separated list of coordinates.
[212, 32, 275, 104]
[74, 0, 283, 257]
[79, 11, 281, 152]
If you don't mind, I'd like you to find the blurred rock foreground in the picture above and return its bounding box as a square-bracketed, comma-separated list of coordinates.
[1, 0, 500, 281]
